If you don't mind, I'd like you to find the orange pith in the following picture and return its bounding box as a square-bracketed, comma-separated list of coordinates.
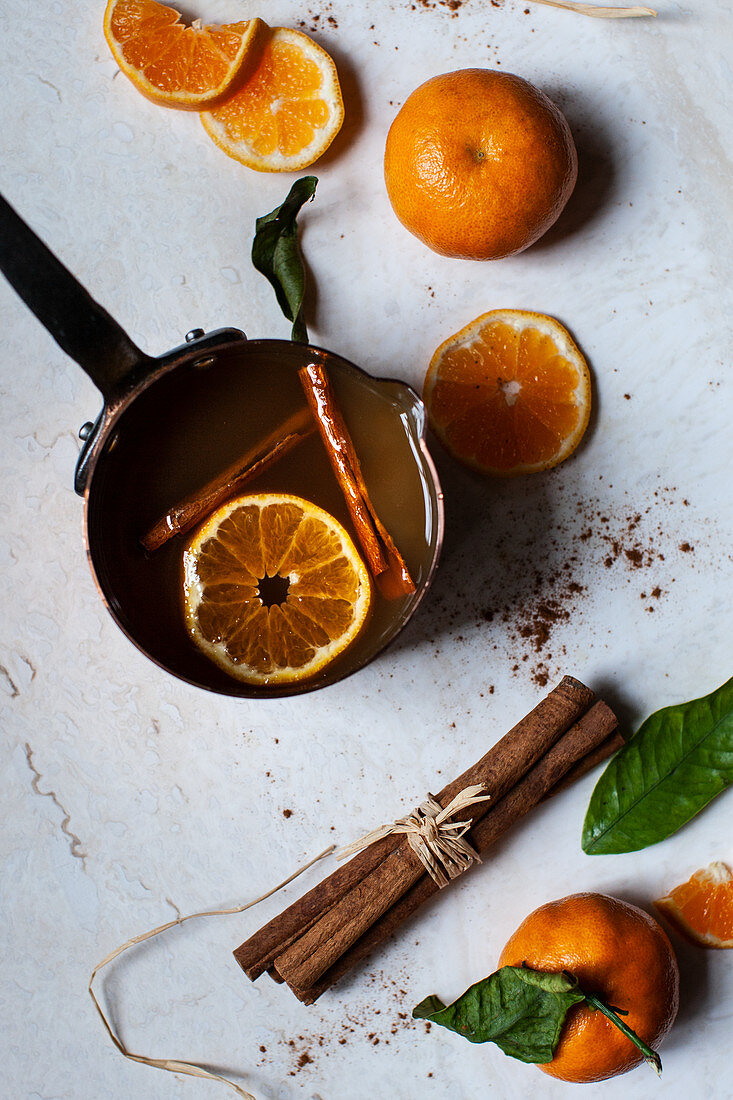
[103, 0, 266, 109]
[655, 862, 733, 948]
[424, 309, 591, 476]
[200, 28, 344, 171]
[498, 893, 679, 1083]
[183, 494, 371, 685]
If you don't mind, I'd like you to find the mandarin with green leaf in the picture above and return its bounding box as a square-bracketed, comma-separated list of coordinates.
[498, 893, 679, 1082]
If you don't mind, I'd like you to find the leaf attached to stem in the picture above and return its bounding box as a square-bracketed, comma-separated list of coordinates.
[414, 964, 664, 1075]
[252, 176, 317, 344]
[413, 966, 585, 1063]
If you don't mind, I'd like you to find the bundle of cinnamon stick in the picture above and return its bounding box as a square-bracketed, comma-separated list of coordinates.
[234, 677, 622, 1003]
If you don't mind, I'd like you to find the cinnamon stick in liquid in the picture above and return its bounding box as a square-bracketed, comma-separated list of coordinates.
[294, 700, 621, 1004]
[299, 361, 415, 600]
[140, 406, 315, 552]
[234, 676, 594, 989]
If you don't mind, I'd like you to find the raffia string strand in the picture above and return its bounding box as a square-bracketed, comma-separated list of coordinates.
[526, 0, 657, 17]
[89, 845, 335, 1099]
[336, 784, 491, 889]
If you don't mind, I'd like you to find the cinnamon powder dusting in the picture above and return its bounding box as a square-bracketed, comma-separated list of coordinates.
[296, 2, 338, 32]
[259, 970, 424, 1077]
[412, 0, 467, 14]
[422, 480, 706, 687]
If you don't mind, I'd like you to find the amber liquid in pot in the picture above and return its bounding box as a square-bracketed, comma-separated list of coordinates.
[86, 343, 440, 695]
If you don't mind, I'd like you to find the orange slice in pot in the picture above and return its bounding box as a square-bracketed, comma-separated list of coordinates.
[200, 27, 344, 171]
[424, 309, 591, 476]
[103, 0, 267, 109]
[183, 494, 371, 685]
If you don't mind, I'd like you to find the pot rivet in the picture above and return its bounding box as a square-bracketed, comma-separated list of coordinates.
[78, 422, 94, 440]
[185, 328, 205, 343]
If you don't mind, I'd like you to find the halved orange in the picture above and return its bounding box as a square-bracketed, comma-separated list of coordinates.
[103, 0, 267, 109]
[655, 862, 733, 948]
[424, 309, 591, 476]
[183, 494, 371, 685]
[200, 27, 344, 171]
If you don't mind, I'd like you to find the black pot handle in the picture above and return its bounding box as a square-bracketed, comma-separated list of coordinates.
[0, 193, 151, 402]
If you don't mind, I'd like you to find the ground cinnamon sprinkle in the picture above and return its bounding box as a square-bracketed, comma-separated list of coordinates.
[421, 478, 707, 687]
[261, 970, 421, 1076]
[297, 1, 337, 32]
[412, 0, 467, 14]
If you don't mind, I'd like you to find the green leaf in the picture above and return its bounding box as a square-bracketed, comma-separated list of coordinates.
[251, 176, 317, 343]
[583, 676, 733, 854]
[413, 994, 448, 1018]
[412, 966, 585, 1064]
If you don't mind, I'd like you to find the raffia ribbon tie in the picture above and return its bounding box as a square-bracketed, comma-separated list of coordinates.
[88, 844, 336, 1099]
[337, 784, 491, 889]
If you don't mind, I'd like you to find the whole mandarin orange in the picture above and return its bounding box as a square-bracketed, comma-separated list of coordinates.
[384, 69, 577, 260]
[498, 893, 679, 1083]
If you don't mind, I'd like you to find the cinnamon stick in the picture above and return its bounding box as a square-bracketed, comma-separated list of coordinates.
[235, 676, 594, 989]
[431, 676, 594, 810]
[294, 700, 620, 1004]
[542, 728, 625, 799]
[234, 831, 402, 981]
[140, 406, 314, 551]
[299, 361, 415, 599]
[272, 677, 594, 993]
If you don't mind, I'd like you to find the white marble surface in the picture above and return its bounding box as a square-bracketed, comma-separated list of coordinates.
[1, 0, 732, 1097]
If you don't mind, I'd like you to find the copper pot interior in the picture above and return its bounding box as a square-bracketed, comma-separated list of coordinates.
[85, 339, 443, 697]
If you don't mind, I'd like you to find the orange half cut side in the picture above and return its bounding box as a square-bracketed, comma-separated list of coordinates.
[424, 309, 591, 476]
[104, 0, 268, 109]
[200, 27, 344, 171]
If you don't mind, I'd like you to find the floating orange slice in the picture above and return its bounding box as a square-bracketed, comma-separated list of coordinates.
[655, 862, 733, 948]
[424, 309, 591, 476]
[200, 27, 344, 171]
[103, 0, 267, 109]
[183, 494, 371, 685]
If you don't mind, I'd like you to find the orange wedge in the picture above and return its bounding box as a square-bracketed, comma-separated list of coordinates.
[200, 27, 344, 171]
[424, 309, 591, 476]
[655, 862, 733, 948]
[183, 494, 371, 685]
[103, 0, 267, 109]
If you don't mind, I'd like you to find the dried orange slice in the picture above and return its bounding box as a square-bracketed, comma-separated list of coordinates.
[103, 0, 267, 109]
[200, 27, 344, 171]
[424, 309, 591, 476]
[655, 862, 733, 948]
[183, 494, 371, 685]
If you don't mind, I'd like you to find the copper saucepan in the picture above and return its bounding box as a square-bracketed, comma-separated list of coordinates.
[0, 194, 444, 697]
